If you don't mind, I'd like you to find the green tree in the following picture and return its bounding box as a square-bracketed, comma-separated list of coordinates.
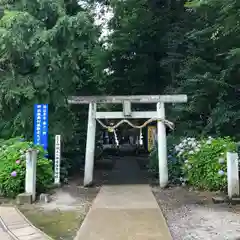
[0, 0, 103, 155]
[170, 0, 240, 138]
[103, 0, 240, 139]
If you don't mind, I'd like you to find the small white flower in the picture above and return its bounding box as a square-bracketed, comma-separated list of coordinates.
[175, 146, 180, 152]
[189, 150, 194, 154]
[191, 142, 197, 147]
[185, 160, 188, 163]
[220, 152, 224, 155]
[20, 150, 24, 154]
[188, 165, 192, 169]
[195, 148, 200, 152]
[218, 158, 224, 164]
[206, 140, 212, 145]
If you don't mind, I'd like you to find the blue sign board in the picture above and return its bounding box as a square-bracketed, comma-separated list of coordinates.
[34, 104, 48, 150]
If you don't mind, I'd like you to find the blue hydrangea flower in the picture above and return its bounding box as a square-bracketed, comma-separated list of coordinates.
[218, 170, 224, 176]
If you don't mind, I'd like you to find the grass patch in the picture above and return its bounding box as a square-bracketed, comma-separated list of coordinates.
[19, 207, 85, 240]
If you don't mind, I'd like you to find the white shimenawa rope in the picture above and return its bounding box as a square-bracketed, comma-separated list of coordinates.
[96, 118, 174, 132]
[96, 118, 174, 146]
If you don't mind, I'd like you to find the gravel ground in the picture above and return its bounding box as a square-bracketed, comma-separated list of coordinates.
[153, 186, 240, 240]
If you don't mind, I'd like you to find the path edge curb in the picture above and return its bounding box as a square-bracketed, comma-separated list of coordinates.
[156, 204, 173, 239]
[0, 212, 18, 240]
[15, 207, 54, 239]
[0, 206, 53, 240]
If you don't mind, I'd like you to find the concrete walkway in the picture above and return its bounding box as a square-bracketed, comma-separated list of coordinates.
[102, 155, 149, 185]
[0, 206, 52, 240]
[75, 184, 172, 240]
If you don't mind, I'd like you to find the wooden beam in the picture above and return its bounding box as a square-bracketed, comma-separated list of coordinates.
[96, 111, 158, 119]
[68, 95, 187, 104]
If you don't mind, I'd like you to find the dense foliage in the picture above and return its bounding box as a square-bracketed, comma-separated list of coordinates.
[0, 137, 53, 197]
[104, 0, 240, 139]
[0, 0, 103, 157]
[149, 136, 237, 190]
[178, 136, 237, 190]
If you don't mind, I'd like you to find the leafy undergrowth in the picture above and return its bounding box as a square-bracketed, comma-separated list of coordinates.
[19, 207, 85, 240]
[0, 137, 53, 198]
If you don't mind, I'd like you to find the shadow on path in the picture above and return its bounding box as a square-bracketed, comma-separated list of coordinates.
[103, 154, 149, 185]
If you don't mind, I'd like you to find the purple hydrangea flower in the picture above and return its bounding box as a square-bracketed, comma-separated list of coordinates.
[11, 171, 17, 177]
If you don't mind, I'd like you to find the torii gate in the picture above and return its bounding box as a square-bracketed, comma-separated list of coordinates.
[68, 95, 187, 188]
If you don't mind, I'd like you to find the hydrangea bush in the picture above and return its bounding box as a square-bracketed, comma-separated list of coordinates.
[175, 136, 237, 191]
[0, 137, 53, 197]
[149, 135, 237, 191]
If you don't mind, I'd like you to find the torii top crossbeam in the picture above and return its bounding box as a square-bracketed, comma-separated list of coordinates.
[68, 95, 187, 104]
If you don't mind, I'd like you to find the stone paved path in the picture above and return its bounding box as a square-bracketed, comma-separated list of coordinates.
[74, 155, 172, 239]
[0, 206, 52, 240]
[74, 184, 172, 240]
